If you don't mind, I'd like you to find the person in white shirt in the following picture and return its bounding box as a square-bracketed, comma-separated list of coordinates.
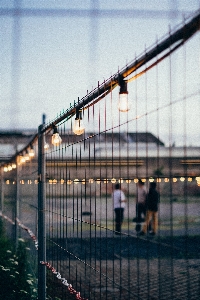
[112, 183, 126, 235]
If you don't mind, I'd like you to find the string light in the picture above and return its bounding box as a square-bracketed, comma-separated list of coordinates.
[73, 109, 85, 135]
[3, 166, 8, 172]
[126, 179, 131, 183]
[3, 164, 17, 172]
[44, 141, 49, 150]
[25, 150, 30, 161]
[29, 145, 35, 158]
[118, 76, 130, 112]
[52, 126, 62, 146]
[2, 175, 199, 185]
[20, 155, 26, 164]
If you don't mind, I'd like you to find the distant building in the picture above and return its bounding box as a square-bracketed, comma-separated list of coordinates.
[0, 130, 200, 179]
[0, 129, 37, 161]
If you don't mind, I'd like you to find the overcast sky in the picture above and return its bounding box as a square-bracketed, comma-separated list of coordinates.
[0, 0, 200, 145]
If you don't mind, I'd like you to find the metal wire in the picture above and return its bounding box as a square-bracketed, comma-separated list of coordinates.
[1, 7, 200, 300]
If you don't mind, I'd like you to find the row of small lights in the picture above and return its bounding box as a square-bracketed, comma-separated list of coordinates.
[3, 127, 61, 172]
[4, 177, 200, 186]
[46, 80, 129, 143]
[2, 82, 131, 172]
[51, 82, 129, 139]
[3, 145, 35, 172]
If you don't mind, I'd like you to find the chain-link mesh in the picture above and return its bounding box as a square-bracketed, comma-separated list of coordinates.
[0, 6, 200, 300]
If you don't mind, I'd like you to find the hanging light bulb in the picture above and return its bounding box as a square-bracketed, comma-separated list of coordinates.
[44, 141, 49, 150]
[118, 77, 130, 112]
[29, 145, 35, 158]
[4, 166, 8, 172]
[52, 126, 62, 146]
[25, 150, 30, 161]
[73, 109, 85, 135]
[8, 165, 12, 171]
[20, 154, 26, 164]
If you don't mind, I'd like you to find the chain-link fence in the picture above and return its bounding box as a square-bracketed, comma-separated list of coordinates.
[1, 8, 200, 300]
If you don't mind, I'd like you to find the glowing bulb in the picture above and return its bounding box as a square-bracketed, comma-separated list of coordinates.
[20, 156, 26, 163]
[73, 109, 85, 135]
[52, 132, 62, 146]
[44, 142, 49, 150]
[29, 147, 35, 158]
[73, 118, 85, 135]
[51, 126, 62, 146]
[25, 151, 30, 161]
[4, 166, 8, 172]
[118, 77, 130, 112]
[8, 165, 12, 171]
[118, 93, 130, 112]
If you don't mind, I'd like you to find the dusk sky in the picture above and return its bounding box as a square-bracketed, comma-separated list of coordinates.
[0, 1, 200, 146]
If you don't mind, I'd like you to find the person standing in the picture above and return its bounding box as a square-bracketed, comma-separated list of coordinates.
[134, 179, 147, 222]
[139, 182, 160, 236]
[112, 183, 126, 235]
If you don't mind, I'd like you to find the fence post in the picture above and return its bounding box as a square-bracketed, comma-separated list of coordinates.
[15, 157, 20, 251]
[38, 124, 46, 300]
[0, 167, 4, 213]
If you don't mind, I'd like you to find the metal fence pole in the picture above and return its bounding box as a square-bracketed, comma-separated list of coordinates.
[38, 124, 46, 300]
[0, 167, 4, 213]
[15, 157, 20, 251]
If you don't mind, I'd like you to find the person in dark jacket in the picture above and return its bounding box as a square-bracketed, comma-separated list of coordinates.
[139, 182, 160, 236]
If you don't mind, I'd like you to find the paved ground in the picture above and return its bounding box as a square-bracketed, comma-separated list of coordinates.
[42, 199, 200, 299]
[47, 235, 200, 299]
[4, 197, 200, 299]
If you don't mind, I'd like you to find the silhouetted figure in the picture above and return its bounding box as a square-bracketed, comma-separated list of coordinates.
[112, 183, 126, 235]
[134, 179, 147, 222]
[139, 182, 160, 236]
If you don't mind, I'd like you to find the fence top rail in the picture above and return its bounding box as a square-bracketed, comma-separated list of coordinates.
[44, 9, 200, 131]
